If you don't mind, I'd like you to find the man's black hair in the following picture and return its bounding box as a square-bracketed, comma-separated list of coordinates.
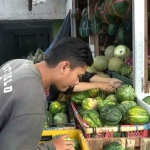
[44, 37, 93, 69]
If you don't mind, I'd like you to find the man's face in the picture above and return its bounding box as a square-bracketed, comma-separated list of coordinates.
[54, 61, 87, 92]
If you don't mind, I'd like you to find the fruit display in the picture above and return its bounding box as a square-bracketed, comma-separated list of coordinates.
[71, 85, 150, 128]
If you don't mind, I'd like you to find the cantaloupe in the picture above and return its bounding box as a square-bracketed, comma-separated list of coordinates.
[104, 45, 115, 59]
[108, 57, 124, 71]
[93, 56, 109, 72]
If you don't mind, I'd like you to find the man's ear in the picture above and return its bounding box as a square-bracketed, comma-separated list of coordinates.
[59, 61, 71, 74]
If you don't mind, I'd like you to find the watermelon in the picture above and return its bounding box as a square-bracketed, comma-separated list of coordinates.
[71, 91, 90, 104]
[82, 110, 103, 127]
[91, 15, 102, 34]
[117, 101, 137, 121]
[100, 105, 122, 125]
[116, 84, 136, 103]
[82, 17, 93, 36]
[142, 96, 150, 105]
[88, 88, 99, 98]
[116, 25, 128, 44]
[95, 0, 105, 19]
[99, 89, 108, 99]
[49, 101, 63, 115]
[53, 112, 68, 125]
[121, 66, 133, 78]
[100, 2, 118, 24]
[114, 45, 131, 60]
[116, 63, 128, 74]
[111, 0, 132, 19]
[46, 111, 53, 126]
[104, 142, 124, 150]
[79, 18, 87, 37]
[82, 98, 98, 110]
[127, 106, 149, 124]
[108, 23, 119, 36]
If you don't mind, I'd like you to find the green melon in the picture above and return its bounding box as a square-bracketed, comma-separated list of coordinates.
[53, 112, 68, 125]
[93, 56, 109, 71]
[108, 57, 124, 71]
[82, 17, 93, 36]
[71, 91, 90, 104]
[100, 2, 118, 24]
[111, 0, 132, 19]
[104, 142, 124, 150]
[94, 0, 105, 19]
[49, 101, 63, 115]
[86, 64, 97, 73]
[104, 45, 115, 58]
[114, 45, 131, 60]
[91, 15, 102, 35]
[100, 105, 122, 125]
[108, 23, 119, 36]
[116, 84, 136, 103]
[88, 88, 99, 98]
[116, 25, 128, 44]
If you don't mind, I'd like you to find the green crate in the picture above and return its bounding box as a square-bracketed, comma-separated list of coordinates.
[112, 72, 133, 85]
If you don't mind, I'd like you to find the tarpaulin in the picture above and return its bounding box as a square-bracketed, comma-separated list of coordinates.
[45, 10, 71, 55]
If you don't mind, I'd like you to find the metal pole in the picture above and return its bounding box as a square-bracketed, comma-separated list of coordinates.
[132, 0, 147, 93]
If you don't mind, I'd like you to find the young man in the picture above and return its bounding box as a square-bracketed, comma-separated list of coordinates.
[0, 37, 93, 150]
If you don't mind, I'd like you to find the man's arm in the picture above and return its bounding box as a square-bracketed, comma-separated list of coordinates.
[89, 74, 122, 88]
[0, 114, 56, 150]
[73, 82, 115, 93]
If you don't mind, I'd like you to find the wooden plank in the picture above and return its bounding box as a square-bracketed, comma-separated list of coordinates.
[144, 0, 149, 93]
[127, 137, 140, 147]
[140, 138, 150, 150]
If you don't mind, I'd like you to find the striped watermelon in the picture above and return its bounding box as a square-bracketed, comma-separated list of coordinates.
[105, 0, 132, 19]
[105, 0, 115, 15]
[111, 0, 132, 19]
[100, 2, 118, 24]
[127, 106, 149, 125]
[94, 0, 105, 19]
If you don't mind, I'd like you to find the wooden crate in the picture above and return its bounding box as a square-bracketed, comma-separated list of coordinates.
[140, 138, 150, 150]
[86, 137, 141, 150]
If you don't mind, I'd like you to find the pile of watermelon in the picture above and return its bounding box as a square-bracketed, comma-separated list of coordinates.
[44, 101, 69, 129]
[87, 44, 133, 79]
[71, 84, 150, 134]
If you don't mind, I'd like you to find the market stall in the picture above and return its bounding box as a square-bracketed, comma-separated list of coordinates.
[36, 0, 150, 149]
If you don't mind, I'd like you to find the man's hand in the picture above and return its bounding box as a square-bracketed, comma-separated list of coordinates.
[98, 82, 116, 93]
[51, 135, 75, 150]
[108, 78, 122, 89]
